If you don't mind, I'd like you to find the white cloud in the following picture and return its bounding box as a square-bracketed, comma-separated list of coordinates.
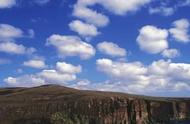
[75, 0, 151, 15]
[73, 0, 150, 27]
[0, 24, 23, 41]
[169, 19, 190, 43]
[56, 62, 82, 74]
[73, 5, 109, 27]
[174, 82, 190, 91]
[5, 57, 190, 95]
[137, 25, 169, 54]
[148, 60, 190, 82]
[47, 34, 95, 59]
[69, 20, 99, 37]
[4, 61, 82, 87]
[39, 70, 76, 84]
[149, 6, 175, 16]
[0, 42, 36, 55]
[76, 79, 90, 86]
[96, 58, 190, 94]
[4, 76, 45, 87]
[23, 59, 47, 69]
[39, 61, 81, 84]
[0, 24, 37, 55]
[96, 58, 147, 81]
[69, 79, 91, 90]
[148, 0, 190, 17]
[97, 41, 127, 57]
[97, 0, 150, 15]
[162, 49, 180, 58]
[0, 0, 16, 9]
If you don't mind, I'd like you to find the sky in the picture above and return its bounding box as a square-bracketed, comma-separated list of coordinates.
[0, 0, 190, 97]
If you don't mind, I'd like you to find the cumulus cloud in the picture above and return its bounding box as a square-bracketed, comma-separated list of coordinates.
[0, 24, 36, 55]
[73, 0, 150, 27]
[96, 58, 190, 94]
[56, 62, 81, 74]
[23, 59, 47, 69]
[0, 0, 16, 9]
[0, 24, 23, 41]
[96, 58, 147, 82]
[137, 25, 169, 54]
[75, 0, 151, 15]
[69, 79, 91, 90]
[4, 61, 82, 87]
[47, 34, 95, 59]
[4, 76, 46, 87]
[38, 70, 76, 84]
[174, 82, 190, 91]
[0, 42, 36, 55]
[148, 60, 190, 83]
[69, 20, 99, 37]
[76, 79, 90, 86]
[162, 49, 180, 58]
[73, 5, 109, 27]
[97, 41, 127, 57]
[97, 0, 151, 15]
[169, 19, 190, 43]
[37, 62, 81, 84]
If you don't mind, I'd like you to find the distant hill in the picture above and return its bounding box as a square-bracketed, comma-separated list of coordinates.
[0, 84, 190, 124]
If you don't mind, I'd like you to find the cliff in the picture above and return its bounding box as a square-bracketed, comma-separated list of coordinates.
[0, 85, 189, 124]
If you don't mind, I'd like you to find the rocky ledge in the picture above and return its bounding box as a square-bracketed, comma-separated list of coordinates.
[0, 85, 189, 124]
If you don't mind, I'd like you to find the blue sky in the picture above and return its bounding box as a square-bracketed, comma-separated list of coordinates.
[0, 0, 190, 97]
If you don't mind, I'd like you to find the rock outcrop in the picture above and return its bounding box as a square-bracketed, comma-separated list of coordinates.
[0, 85, 189, 124]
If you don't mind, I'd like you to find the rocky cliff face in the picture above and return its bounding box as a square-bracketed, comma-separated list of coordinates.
[0, 85, 189, 124]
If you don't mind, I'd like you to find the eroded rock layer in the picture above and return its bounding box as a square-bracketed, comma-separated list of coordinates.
[0, 85, 189, 124]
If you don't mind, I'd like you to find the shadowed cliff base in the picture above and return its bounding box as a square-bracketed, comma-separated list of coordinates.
[0, 84, 190, 124]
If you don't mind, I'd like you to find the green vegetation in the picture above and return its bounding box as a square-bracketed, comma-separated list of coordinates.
[51, 112, 74, 124]
[50, 112, 90, 124]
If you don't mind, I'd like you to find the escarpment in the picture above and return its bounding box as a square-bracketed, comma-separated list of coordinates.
[0, 85, 189, 124]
